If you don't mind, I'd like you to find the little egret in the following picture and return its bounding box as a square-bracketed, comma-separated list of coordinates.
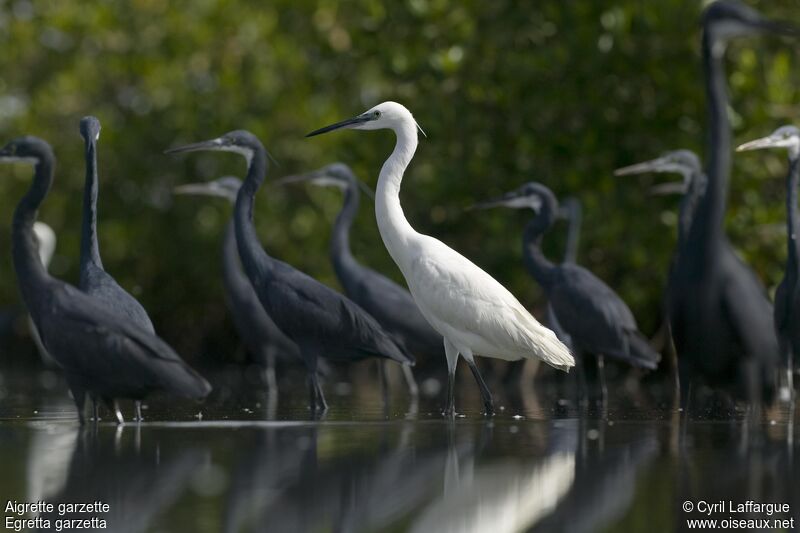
[307, 103, 574, 416]
[78, 116, 157, 422]
[616, 1, 794, 407]
[737, 125, 800, 398]
[174, 176, 302, 393]
[1, 136, 211, 424]
[166, 131, 414, 413]
[278, 163, 449, 396]
[473, 182, 660, 402]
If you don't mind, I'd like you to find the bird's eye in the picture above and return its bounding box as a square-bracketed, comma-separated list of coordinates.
[374, 110, 381, 118]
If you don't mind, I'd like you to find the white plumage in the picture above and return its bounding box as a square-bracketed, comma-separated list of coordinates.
[309, 101, 573, 414]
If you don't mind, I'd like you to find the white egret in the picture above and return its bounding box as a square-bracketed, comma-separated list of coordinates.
[308, 102, 574, 415]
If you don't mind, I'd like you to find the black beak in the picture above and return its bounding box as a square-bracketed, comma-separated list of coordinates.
[306, 115, 371, 138]
[165, 138, 221, 155]
[0, 144, 13, 157]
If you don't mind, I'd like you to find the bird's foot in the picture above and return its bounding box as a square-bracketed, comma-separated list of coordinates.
[483, 402, 495, 417]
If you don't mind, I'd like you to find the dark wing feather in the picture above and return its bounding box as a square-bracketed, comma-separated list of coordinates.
[549, 264, 652, 367]
[255, 261, 411, 364]
[80, 265, 155, 334]
[39, 283, 210, 399]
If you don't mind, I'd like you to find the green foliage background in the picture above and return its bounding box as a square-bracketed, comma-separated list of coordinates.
[0, 0, 798, 361]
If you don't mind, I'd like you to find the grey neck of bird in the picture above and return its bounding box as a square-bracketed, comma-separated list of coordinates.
[80, 138, 103, 274]
[331, 181, 358, 276]
[13, 157, 55, 307]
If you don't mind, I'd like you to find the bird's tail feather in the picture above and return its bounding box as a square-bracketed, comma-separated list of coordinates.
[512, 307, 575, 371]
[158, 360, 213, 399]
[626, 332, 661, 370]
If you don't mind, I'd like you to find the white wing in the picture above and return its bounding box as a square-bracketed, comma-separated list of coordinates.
[404, 236, 573, 370]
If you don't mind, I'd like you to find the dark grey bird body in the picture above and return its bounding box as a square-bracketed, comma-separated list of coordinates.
[546, 197, 581, 350]
[167, 131, 412, 411]
[665, 2, 787, 400]
[737, 126, 800, 393]
[78, 117, 154, 334]
[2, 136, 211, 424]
[221, 220, 301, 371]
[477, 183, 659, 370]
[174, 177, 302, 387]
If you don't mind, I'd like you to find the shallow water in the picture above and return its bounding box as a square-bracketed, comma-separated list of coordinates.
[0, 367, 798, 532]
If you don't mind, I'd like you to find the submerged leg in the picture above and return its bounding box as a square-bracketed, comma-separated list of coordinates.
[443, 338, 460, 418]
[464, 353, 494, 416]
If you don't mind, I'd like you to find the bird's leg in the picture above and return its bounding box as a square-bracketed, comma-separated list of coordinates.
[665, 322, 681, 410]
[264, 351, 278, 393]
[312, 372, 328, 412]
[443, 338, 460, 418]
[106, 399, 124, 426]
[67, 382, 87, 426]
[465, 356, 494, 416]
[134, 401, 143, 422]
[307, 375, 317, 412]
[91, 395, 100, 422]
[402, 364, 419, 397]
[597, 356, 608, 408]
[576, 354, 589, 409]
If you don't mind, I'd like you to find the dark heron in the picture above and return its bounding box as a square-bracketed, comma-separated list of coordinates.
[615, 149, 707, 400]
[473, 182, 660, 402]
[545, 197, 582, 350]
[174, 176, 302, 393]
[616, 1, 794, 408]
[307, 102, 573, 417]
[166, 130, 414, 413]
[277, 163, 447, 396]
[1, 136, 211, 424]
[78, 116, 157, 422]
[737, 125, 800, 398]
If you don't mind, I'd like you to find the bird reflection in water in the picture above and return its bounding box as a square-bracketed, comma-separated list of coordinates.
[36, 425, 204, 532]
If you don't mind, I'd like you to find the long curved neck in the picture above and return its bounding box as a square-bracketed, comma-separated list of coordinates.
[690, 30, 729, 262]
[80, 139, 103, 272]
[523, 219, 557, 288]
[331, 183, 358, 277]
[234, 148, 272, 280]
[13, 157, 55, 304]
[678, 168, 707, 245]
[786, 156, 800, 272]
[376, 120, 420, 273]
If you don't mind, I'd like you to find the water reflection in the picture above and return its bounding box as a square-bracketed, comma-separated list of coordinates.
[2, 403, 798, 532]
[35, 427, 204, 532]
